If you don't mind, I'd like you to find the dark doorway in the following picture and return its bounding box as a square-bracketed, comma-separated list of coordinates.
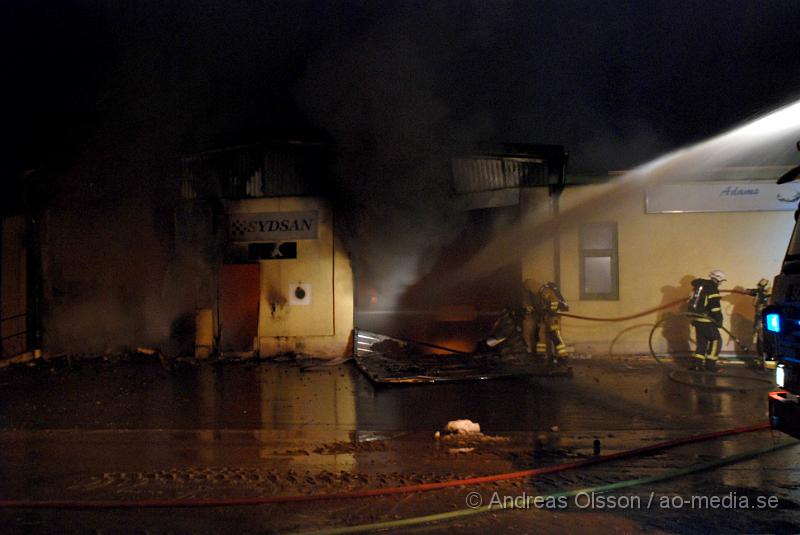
[386, 205, 522, 351]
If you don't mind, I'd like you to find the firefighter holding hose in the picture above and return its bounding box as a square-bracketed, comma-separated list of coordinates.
[745, 277, 772, 369]
[531, 281, 570, 367]
[687, 270, 726, 371]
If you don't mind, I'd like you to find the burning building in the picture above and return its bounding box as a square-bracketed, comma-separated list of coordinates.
[2, 135, 797, 365]
[176, 140, 354, 359]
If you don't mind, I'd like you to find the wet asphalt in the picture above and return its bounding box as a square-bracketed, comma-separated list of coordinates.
[0, 355, 799, 534]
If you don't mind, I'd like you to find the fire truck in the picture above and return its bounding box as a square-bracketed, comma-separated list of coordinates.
[764, 142, 800, 438]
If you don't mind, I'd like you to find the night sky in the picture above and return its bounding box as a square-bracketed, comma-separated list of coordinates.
[5, 0, 800, 186]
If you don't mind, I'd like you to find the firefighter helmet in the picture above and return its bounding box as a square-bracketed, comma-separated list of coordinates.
[709, 270, 727, 283]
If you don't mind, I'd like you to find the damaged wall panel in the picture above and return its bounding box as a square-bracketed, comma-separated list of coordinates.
[227, 197, 352, 358]
[1, 217, 28, 358]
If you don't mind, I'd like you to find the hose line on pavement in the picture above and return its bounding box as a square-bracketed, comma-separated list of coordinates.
[0, 423, 769, 509]
[648, 312, 773, 391]
[295, 438, 797, 535]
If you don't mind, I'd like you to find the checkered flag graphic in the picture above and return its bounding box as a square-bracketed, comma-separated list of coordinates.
[230, 218, 247, 238]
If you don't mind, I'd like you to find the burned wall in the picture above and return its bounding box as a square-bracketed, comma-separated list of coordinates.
[39, 175, 218, 356]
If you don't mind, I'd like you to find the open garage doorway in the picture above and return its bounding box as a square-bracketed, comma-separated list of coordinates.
[357, 204, 522, 354]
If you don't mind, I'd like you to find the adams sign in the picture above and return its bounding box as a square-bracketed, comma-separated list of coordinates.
[645, 182, 800, 213]
[230, 211, 319, 241]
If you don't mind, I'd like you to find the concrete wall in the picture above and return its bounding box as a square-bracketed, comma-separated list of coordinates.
[521, 183, 795, 356]
[228, 197, 353, 358]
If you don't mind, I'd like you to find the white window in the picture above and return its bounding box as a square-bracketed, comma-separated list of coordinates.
[580, 222, 618, 300]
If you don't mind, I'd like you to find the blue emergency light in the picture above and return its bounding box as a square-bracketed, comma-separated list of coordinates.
[766, 313, 781, 333]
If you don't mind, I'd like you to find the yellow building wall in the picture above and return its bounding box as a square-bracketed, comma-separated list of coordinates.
[229, 197, 354, 359]
[520, 188, 557, 287]
[522, 183, 795, 356]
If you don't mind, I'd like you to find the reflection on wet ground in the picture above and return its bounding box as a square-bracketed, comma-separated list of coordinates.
[0, 357, 799, 533]
[0, 357, 772, 432]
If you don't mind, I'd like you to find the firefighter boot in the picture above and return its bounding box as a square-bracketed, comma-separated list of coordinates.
[704, 357, 719, 372]
[689, 354, 706, 371]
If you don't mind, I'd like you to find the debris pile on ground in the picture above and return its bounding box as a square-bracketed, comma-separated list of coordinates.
[313, 440, 389, 455]
[275, 439, 390, 456]
[68, 466, 474, 497]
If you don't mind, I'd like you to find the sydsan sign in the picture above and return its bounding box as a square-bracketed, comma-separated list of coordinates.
[230, 211, 319, 241]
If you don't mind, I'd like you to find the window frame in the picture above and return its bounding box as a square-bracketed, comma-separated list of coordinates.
[579, 221, 619, 300]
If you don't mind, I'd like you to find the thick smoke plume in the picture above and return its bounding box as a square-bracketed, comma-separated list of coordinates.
[296, 11, 493, 314]
[7, 1, 800, 352]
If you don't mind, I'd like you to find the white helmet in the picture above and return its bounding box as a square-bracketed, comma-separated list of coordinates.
[708, 270, 727, 283]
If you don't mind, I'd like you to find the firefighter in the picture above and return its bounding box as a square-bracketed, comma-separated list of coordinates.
[535, 282, 570, 366]
[687, 270, 726, 371]
[522, 279, 542, 355]
[478, 306, 531, 359]
[745, 278, 771, 368]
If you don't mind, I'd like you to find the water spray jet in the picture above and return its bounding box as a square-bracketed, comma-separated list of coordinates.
[444, 97, 800, 291]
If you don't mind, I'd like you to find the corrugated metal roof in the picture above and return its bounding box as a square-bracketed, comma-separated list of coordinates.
[180, 141, 327, 199]
[452, 156, 549, 194]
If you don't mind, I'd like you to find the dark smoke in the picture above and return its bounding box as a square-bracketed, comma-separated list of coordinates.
[295, 10, 496, 312]
[5, 1, 800, 352]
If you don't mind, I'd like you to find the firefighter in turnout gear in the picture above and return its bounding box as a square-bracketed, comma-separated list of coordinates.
[745, 278, 772, 369]
[535, 282, 570, 367]
[687, 270, 726, 371]
[479, 307, 531, 359]
[480, 281, 571, 366]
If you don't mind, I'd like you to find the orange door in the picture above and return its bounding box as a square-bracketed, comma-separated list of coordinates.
[219, 264, 260, 352]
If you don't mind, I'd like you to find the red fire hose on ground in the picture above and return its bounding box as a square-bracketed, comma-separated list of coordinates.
[0, 292, 778, 518]
[296, 435, 796, 535]
[0, 423, 771, 509]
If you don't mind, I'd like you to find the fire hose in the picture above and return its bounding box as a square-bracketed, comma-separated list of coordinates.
[294, 436, 796, 535]
[385, 291, 758, 356]
[559, 297, 688, 322]
[0, 295, 782, 526]
[559, 289, 754, 322]
[553, 289, 773, 390]
[379, 291, 772, 391]
[0, 423, 772, 509]
[646, 312, 773, 390]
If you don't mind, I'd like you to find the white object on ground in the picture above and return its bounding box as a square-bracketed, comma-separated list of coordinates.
[448, 447, 475, 454]
[486, 337, 506, 348]
[445, 419, 481, 435]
